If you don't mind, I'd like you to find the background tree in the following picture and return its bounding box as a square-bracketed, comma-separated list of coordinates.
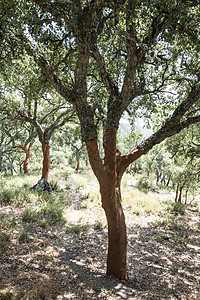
[14, 138, 35, 175]
[0, 54, 75, 180]
[166, 125, 200, 203]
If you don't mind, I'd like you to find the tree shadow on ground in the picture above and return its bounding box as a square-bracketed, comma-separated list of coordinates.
[0, 207, 199, 299]
[47, 208, 200, 300]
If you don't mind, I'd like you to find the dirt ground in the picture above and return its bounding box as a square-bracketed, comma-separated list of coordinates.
[0, 186, 200, 299]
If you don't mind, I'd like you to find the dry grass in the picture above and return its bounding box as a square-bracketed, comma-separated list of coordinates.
[0, 167, 199, 299]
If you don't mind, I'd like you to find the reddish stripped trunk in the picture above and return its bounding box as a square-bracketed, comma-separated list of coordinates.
[14, 143, 33, 174]
[42, 143, 50, 180]
[86, 127, 145, 280]
[24, 147, 31, 174]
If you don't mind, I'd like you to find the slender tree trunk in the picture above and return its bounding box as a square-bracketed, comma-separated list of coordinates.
[134, 161, 137, 173]
[75, 150, 80, 172]
[23, 147, 31, 174]
[166, 175, 171, 187]
[41, 143, 50, 180]
[14, 142, 33, 174]
[19, 163, 22, 174]
[185, 190, 188, 204]
[156, 170, 159, 185]
[178, 185, 183, 203]
[75, 159, 80, 172]
[86, 127, 144, 280]
[0, 150, 2, 172]
[10, 159, 14, 175]
[175, 183, 179, 202]
[161, 170, 166, 185]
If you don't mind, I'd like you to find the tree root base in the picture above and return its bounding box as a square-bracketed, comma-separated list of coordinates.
[31, 178, 52, 192]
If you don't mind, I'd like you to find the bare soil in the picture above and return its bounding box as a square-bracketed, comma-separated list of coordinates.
[0, 182, 200, 299]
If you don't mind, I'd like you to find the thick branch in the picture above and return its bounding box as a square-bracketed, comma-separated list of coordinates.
[139, 83, 200, 153]
[40, 104, 68, 123]
[91, 45, 118, 94]
[22, 37, 74, 104]
[140, 115, 200, 154]
[116, 146, 145, 179]
[14, 144, 26, 152]
[47, 109, 75, 139]
[170, 84, 200, 122]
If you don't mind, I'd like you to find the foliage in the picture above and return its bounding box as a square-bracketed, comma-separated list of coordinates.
[65, 224, 89, 235]
[136, 175, 153, 193]
[22, 195, 66, 227]
[166, 202, 186, 215]
[0, 232, 10, 254]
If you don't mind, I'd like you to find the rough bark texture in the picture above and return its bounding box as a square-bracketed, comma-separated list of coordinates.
[41, 143, 50, 180]
[86, 127, 145, 280]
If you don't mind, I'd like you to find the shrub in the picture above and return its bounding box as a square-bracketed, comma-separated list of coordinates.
[40, 199, 65, 226]
[0, 187, 31, 206]
[93, 222, 106, 231]
[0, 189, 16, 205]
[49, 180, 60, 191]
[0, 233, 10, 254]
[18, 229, 31, 244]
[22, 208, 38, 223]
[166, 202, 186, 215]
[22, 197, 65, 228]
[65, 224, 89, 235]
[136, 176, 152, 194]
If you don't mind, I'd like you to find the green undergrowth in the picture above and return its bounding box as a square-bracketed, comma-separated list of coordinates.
[0, 168, 199, 231]
[0, 172, 71, 229]
[65, 224, 89, 235]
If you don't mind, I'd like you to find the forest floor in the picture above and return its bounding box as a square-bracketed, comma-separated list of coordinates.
[0, 168, 200, 300]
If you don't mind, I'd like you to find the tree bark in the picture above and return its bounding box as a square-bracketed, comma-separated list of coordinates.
[178, 185, 183, 203]
[185, 190, 188, 204]
[75, 159, 80, 172]
[166, 175, 171, 187]
[41, 143, 50, 180]
[24, 146, 31, 174]
[86, 127, 145, 280]
[14, 143, 33, 174]
[175, 183, 179, 202]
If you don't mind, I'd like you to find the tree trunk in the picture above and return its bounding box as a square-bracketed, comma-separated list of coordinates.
[86, 127, 144, 280]
[156, 169, 160, 185]
[14, 142, 33, 174]
[75, 150, 80, 172]
[185, 190, 188, 204]
[23, 146, 31, 174]
[101, 183, 128, 280]
[75, 159, 80, 172]
[166, 175, 171, 187]
[175, 183, 179, 202]
[134, 161, 137, 173]
[10, 159, 14, 175]
[161, 170, 166, 185]
[178, 185, 183, 203]
[0, 150, 2, 172]
[42, 143, 50, 180]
